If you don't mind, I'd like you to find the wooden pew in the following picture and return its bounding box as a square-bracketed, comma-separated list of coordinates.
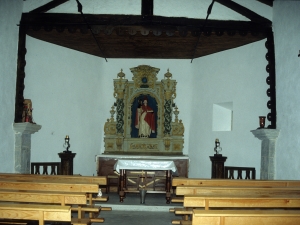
[192, 209, 300, 225]
[174, 194, 300, 225]
[176, 186, 300, 197]
[0, 179, 105, 224]
[0, 189, 87, 205]
[0, 203, 71, 225]
[171, 178, 300, 203]
[0, 173, 109, 203]
[172, 177, 300, 188]
[170, 184, 300, 224]
[184, 193, 300, 209]
[0, 189, 94, 224]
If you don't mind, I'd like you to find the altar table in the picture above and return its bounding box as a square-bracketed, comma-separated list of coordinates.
[114, 159, 178, 203]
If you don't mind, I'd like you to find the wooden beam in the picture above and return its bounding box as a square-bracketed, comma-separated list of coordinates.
[30, 0, 69, 13]
[256, 0, 273, 7]
[141, 0, 153, 18]
[215, 0, 271, 24]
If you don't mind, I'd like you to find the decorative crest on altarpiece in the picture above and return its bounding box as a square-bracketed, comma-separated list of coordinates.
[103, 65, 184, 155]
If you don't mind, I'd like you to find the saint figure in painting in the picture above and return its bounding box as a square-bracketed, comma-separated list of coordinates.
[135, 97, 155, 138]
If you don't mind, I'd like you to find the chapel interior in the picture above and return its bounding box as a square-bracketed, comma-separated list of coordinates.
[1, 0, 300, 183]
[2, 0, 300, 224]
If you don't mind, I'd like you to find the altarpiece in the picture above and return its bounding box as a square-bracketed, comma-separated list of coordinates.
[103, 65, 184, 155]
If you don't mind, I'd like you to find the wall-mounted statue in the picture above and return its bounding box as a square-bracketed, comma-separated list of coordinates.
[103, 65, 184, 155]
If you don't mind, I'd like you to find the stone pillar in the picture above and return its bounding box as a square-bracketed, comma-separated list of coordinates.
[13, 123, 42, 173]
[251, 129, 280, 180]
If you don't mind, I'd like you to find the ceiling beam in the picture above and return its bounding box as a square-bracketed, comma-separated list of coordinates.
[215, 0, 271, 24]
[256, 0, 273, 7]
[141, 0, 153, 18]
[29, 0, 69, 13]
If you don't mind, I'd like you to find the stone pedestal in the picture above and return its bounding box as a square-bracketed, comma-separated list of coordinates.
[251, 129, 280, 180]
[58, 151, 76, 175]
[209, 154, 227, 179]
[13, 122, 42, 173]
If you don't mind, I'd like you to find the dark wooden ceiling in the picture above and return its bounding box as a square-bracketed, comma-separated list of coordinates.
[21, 0, 272, 60]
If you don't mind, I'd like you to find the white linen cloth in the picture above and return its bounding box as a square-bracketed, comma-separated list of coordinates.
[114, 159, 178, 174]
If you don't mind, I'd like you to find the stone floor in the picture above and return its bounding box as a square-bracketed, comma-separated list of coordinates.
[94, 192, 182, 225]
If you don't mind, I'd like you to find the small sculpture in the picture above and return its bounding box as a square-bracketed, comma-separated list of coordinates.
[63, 135, 71, 153]
[214, 138, 222, 155]
[22, 99, 34, 123]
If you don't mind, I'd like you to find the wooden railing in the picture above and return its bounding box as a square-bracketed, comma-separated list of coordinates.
[31, 162, 61, 175]
[225, 166, 256, 179]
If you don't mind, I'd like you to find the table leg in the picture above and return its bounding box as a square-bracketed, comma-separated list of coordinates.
[166, 170, 171, 204]
[119, 169, 125, 202]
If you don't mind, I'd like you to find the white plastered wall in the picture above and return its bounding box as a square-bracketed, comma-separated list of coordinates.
[273, 0, 300, 180]
[0, 0, 23, 172]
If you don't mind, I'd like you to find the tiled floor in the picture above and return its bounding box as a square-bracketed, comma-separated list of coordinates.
[95, 192, 182, 224]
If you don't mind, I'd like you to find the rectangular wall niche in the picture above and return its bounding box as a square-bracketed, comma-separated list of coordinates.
[212, 102, 233, 131]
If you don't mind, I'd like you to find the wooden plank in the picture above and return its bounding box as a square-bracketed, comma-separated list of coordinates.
[0, 179, 99, 193]
[0, 203, 70, 225]
[192, 210, 300, 225]
[0, 190, 87, 205]
[176, 186, 300, 196]
[0, 173, 107, 185]
[172, 178, 300, 187]
[184, 194, 300, 209]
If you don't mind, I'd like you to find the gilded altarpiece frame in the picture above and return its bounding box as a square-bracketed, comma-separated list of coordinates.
[104, 65, 184, 155]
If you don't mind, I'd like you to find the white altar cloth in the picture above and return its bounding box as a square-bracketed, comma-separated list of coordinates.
[114, 159, 178, 173]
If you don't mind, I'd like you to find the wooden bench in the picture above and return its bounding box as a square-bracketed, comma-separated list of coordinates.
[0, 203, 71, 225]
[171, 178, 300, 204]
[0, 173, 109, 203]
[192, 209, 300, 225]
[184, 193, 300, 208]
[172, 177, 300, 187]
[170, 180, 300, 224]
[0, 179, 107, 224]
[176, 186, 300, 196]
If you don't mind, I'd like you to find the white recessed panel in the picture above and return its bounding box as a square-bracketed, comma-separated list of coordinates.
[212, 102, 233, 131]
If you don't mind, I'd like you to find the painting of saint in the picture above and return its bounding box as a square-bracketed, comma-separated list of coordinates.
[131, 95, 157, 138]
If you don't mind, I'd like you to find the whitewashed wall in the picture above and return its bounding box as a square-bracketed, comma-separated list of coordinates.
[0, 0, 23, 172]
[189, 40, 269, 178]
[273, 0, 300, 180]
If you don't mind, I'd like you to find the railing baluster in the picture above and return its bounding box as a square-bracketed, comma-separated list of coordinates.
[224, 166, 256, 180]
[30, 162, 61, 175]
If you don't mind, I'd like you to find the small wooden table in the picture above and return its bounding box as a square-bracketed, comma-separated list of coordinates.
[114, 159, 177, 204]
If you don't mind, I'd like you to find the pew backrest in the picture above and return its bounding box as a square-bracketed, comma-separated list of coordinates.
[0, 190, 87, 205]
[0, 179, 99, 193]
[0, 173, 107, 185]
[176, 186, 300, 196]
[0, 203, 71, 225]
[184, 194, 300, 209]
[172, 177, 300, 187]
